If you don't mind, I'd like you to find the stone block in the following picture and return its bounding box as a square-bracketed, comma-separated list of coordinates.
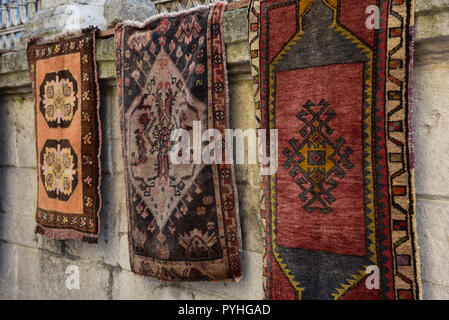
[112, 269, 191, 299]
[0, 168, 37, 218]
[413, 61, 449, 197]
[108, 88, 122, 141]
[0, 50, 28, 74]
[96, 39, 117, 80]
[422, 281, 449, 300]
[13, 94, 37, 168]
[0, 71, 31, 89]
[223, 8, 248, 44]
[18, 247, 111, 299]
[24, 3, 107, 40]
[235, 164, 260, 187]
[0, 241, 19, 299]
[96, 39, 115, 62]
[0, 240, 111, 299]
[415, 0, 449, 13]
[117, 190, 127, 234]
[41, 0, 106, 10]
[100, 85, 114, 176]
[228, 77, 260, 186]
[112, 139, 125, 174]
[104, 0, 156, 28]
[100, 132, 114, 176]
[229, 78, 257, 130]
[415, 39, 449, 67]
[416, 199, 449, 288]
[118, 232, 131, 271]
[64, 175, 123, 266]
[0, 97, 18, 167]
[39, 237, 65, 256]
[0, 211, 37, 249]
[226, 41, 250, 66]
[415, 10, 449, 41]
[98, 61, 117, 80]
[0, 93, 36, 168]
[237, 184, 262, 253]
[113, 251, 263, 299]
[112, 269, 228, 299]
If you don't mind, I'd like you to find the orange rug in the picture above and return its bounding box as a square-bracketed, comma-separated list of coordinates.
[27, 29, 102, 243]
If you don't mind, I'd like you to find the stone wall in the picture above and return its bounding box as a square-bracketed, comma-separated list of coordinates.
[413, 0, 449, 300]
[0, 0, 448, 299]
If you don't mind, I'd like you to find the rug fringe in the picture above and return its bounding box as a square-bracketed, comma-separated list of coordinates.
[35, 225, 98, 243]
[27, 27, 99, 46]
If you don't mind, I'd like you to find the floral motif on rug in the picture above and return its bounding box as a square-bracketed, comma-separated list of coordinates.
[115, 2, 242, 281]
[248, 0, 421, 299]
[27, 29, 102, 243]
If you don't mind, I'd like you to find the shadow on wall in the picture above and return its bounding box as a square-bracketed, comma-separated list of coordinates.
[50, 82, 123, 265]
[0, 95, 19, 299]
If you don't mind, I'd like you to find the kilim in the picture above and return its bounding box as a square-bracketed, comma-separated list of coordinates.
[248, 0, 421, 299]
[115, 2, 242, 281]
[27, 29, 102, 243]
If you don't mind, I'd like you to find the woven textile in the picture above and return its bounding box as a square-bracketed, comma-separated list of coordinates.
[115, 3, 242, 281]
[27, 29, 102, 243]
[249, 0, 421, 299]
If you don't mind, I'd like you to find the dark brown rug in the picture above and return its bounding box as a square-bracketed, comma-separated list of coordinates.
[115, 2, 242, 281]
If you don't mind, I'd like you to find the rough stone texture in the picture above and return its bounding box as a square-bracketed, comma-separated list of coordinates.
[415, 0, 449, 12]
[415, 9, 449, 41]
[0, 0, 448, 300]
[223, 8, 248, 43]
[104, 0, 157, 28]
[411, 0, 449, 300]
[41, 0, 106, 10]
[416, 200, 449, 299]
[413, 60, 449, 197]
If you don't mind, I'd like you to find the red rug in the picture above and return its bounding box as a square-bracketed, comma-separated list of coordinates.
[249, 0, 421, 299]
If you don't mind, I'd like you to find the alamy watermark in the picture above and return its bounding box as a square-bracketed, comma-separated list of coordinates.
[65, 265, 80, 290]
[169, 121, 278, 175]
[365, 265, 380, 290]
[365, 5, 380, 30]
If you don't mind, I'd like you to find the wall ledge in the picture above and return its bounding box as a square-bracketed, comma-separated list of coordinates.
[0, 8, 250, 94]
[1, 5, 449, 92]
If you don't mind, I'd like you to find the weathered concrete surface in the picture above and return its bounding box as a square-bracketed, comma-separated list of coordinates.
[415, 10, 449, 41]
[413, 60, 449, 198]
[104, 0, 157, 28]
[0, 1, 448, 300]
[415, 0, 449, 12]
[41, 0, 106, 10]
